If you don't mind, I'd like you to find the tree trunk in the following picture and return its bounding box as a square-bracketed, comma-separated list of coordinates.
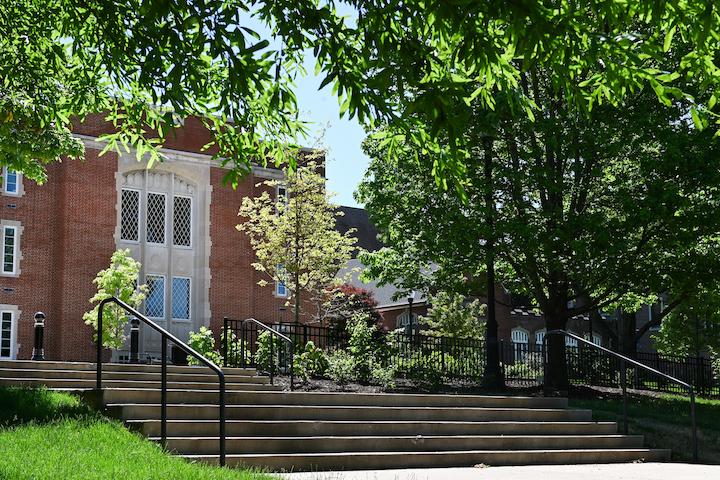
[482, 137, 503, 387]
[544, 291, 569, 393]
[618, 310, 637, 357]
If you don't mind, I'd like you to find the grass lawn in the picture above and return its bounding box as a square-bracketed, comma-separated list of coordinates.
[569, 391, 720, 464]
[0, 387, 275, 480]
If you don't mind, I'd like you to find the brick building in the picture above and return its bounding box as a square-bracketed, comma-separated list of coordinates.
[0, 115, 300, 362]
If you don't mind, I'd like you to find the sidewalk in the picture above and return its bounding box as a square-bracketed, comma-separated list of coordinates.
[280, 463, 720, 480]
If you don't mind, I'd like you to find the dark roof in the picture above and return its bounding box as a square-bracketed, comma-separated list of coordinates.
[336, 206, 384, 255]
[340, 258, 428, 309]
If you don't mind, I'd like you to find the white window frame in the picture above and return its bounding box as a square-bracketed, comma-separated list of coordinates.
[145, 274, 166, 319]
[171, 276, 192, 322]
[511, 327, 530, 361]
[535, 328, 546, 351]
[592, 332, 602, 346]
[146, 191, 167, 246]
[275, 264, 288, 298]
[172, 194, 193, 249]
[120, 188, 141, 243]
[565, 332, 579, 348]
[2, 225, 18, 275]
[397, 311, 419, 328]
[2, 167, 20, 196]
[0, 309, 17, 360]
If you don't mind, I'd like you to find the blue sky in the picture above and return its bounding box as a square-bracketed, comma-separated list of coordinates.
[294, 67, 369, 209]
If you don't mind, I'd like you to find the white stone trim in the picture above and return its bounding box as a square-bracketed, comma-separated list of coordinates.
[0, 305, 20, 359]
[75, 134, 285, 179]
[0, 220, 22, 277]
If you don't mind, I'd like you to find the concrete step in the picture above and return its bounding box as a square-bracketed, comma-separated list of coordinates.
[130, 419, 619, 437]
[187, 448, 671, 470]
[101, 388, 566, 408]
[0, 359, 255, 376]
[0, 368, 268, 384]
[0, 377, 281, 391]
[157, 434, 645, 455]
[111, 404, 592, 422]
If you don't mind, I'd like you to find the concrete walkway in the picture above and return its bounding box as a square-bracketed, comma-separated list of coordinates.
[279, 463, 720, 480]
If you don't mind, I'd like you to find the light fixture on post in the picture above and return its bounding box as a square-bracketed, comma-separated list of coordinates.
[32, 312, 46, 361]
[406, 291, 416, 335]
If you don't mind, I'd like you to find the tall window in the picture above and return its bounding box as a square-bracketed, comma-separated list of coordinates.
[2, 226, 17, 274]
[2, 168, 18, 195]
[275, 265, 287, 297]
[120, 189, 140, 242]
[565, 332, 579, 349]
[276, 185, 288, 213]
[397, 311, 419, 329]
[534, 328, 546, 351]
[592, 332, 602, 346]
[172, 277, 191, 320]
[145, 275, 165, 318]
[173, 196, 192, 247]
[146, 193, 166, 244]
[0, 311, 14, 359]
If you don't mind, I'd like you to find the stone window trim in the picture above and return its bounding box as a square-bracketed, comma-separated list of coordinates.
[0, 305, 20, 360]
[0, 220, 22, 277]
[146, 191, 167, 246]
[1, 167, 23, 197]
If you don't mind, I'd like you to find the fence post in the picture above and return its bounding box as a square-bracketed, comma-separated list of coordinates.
[620, 358, 628, 435]
[222, 317, 228, 368]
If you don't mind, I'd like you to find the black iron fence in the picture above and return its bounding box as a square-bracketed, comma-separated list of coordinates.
[222, 319, 719, 397]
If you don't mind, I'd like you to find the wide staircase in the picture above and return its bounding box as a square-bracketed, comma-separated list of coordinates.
[0, 359, 670, 471]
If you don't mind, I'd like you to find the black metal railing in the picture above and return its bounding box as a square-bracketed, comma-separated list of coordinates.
[223, 317, 295, 390]
[389, 334, 487, 381]
[97, 297, 226, 466]
[543, 329, 698, 462]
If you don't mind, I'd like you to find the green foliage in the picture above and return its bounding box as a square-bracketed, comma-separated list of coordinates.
[421, 292, 486, 339]
[347, 314, 381, 381]
[293, 341, 329, 383]
[238, 161, 357, 323]
[82, 250, 146, 350]
[321, 284, 383, 333]
[326, 350, 356, 388]
[186, 327, 223, 366]
[654, 289, 720, 357]
[369, 358, 397, 390]
[0, 388, 274, 480]
[255, 331, 285, 374]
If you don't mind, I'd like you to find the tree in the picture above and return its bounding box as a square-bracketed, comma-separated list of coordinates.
[321, 284, 383, 332]
[4, 1, 720, 188]
[654, 287, 720, 358]
[420, 292, 486, 340]
[237, 160, 357, 324]
[83, 249, 146, 349]
[359, 70, 720, 389]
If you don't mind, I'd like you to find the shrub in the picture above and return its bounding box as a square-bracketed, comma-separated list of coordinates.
[82, 249, 146, 349]
[293, 341, 329, 382]
[326, 350, 356, 388]
[420, 291, 486, 339]
[255, 331, 285, 374]
[369, 359, 396, 390]
[347, 313, 380, 381]
[186, 327, 223, 366]
[222, 329, 252, 366]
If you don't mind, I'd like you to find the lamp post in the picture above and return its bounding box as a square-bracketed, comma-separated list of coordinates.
[32, 312, 46, 361]
[406, 291, 415, 335]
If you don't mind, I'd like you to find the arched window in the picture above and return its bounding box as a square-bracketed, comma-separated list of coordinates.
[592, 332, 602, 346]
[396, 311, 419, 329]
[511, 327, 529, 361]
[565, 332, 579, 349]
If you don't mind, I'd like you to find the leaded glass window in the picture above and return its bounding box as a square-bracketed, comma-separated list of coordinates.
[173, 196, 191, 247]
[146, 193, 166, 244]
[2, 226, 16, 274]
[172, 277, 191, 320]
[1, 311, 12, 358]
[120, 189, 140, 241]
[145, 275, 165, 318]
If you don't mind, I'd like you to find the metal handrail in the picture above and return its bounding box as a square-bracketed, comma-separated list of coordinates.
[97, 297, 226, 466]
[543, 329, 698, 462]
[223, 317, 295, 390]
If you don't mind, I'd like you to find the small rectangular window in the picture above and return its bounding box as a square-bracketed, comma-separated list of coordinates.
[120, 189, 140, 241]
[3, 168, 18, 195]
[146, 193, 166, 244]
[0, 311, 12, 358]
[145, 275, 165, 318]
[171, 277, 191, 320]
[276, 186, 288, 213]
[173, 196, 192, 247]
[2, 226, 17, 274]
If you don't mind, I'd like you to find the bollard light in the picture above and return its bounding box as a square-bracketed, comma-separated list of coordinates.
[129, 317, 140, 364]
[32, 312, 46, 361]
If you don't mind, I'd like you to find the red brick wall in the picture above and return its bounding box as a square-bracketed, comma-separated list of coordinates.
[1, 149, 117, 361]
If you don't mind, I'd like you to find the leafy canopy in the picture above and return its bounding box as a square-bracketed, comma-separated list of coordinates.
[3, 1, 720, 187]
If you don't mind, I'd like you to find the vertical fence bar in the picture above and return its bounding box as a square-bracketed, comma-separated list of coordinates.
[620, 358, 628, 435]
[161, 336, 167, 448]
[96, 305, 103, 390]
[690, 387, 698, 462]
[222, 317, 228, 368]
[219, 374, 226, 466]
